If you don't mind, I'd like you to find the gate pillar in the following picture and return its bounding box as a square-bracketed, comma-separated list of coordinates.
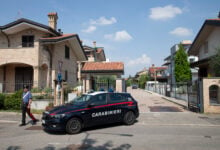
[116, 78, 125, 92]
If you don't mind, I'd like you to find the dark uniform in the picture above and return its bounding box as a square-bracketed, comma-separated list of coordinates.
[20, 86, 38, 126]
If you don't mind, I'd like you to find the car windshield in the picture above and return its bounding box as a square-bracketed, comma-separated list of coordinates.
[69, 94, 92, 105]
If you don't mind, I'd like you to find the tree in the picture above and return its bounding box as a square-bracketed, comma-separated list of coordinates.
[174, 44, 192, 82]
[209, 48, 220, 77]
[138, 74, 149, 89]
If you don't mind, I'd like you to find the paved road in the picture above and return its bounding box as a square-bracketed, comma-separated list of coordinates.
[0, 89, 220, 150]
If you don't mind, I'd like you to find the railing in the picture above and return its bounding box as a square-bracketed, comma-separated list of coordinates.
[0, 81, 35, 93]
[146, 83, 189, 101]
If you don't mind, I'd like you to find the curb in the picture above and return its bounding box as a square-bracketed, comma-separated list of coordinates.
[144, 89, 187, 109]
[161, 97, 187, 109]
[0, 111, 42, 117]
[144, 90, 153, 94]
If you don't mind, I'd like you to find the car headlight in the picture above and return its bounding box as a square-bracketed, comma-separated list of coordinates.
[51, 114, 66, 119]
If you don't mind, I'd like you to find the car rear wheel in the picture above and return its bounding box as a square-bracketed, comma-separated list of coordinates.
[66, 118, 82, 134]
[123, 111, 136, 125]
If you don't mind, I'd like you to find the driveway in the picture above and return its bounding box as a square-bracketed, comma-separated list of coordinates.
[127, 87, 187, 113]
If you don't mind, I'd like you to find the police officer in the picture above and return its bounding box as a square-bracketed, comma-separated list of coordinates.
[19, 85, 38, 126]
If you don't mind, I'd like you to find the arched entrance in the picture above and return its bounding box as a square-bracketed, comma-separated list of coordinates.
[0, 63, 33, 92]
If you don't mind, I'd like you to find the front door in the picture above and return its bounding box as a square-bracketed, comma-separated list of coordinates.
[15, 67, 33, 91]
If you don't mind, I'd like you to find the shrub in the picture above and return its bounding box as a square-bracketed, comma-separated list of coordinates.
[4, 90, 22, 110]
[33, 95, 44, 100]
[0, 93, 5, 109]
[42, 87, 52, 94]
[31, 88, 42, 93]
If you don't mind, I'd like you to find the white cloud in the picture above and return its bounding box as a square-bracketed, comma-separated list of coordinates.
[170, 27, 193, 37]
[127, 54, 151, 67]
[90, 17, 117, 26]
[104, 30, 133, 42]
[149, 5, 182, 20]
[81, 26, 96, 33]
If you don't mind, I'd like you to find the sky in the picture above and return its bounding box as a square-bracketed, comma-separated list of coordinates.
[0, 0, 220, 77]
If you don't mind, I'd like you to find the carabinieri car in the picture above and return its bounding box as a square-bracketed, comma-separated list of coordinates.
[42, 91, 139, 134]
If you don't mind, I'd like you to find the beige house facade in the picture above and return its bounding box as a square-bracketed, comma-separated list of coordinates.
[0, 13, 87, 92]
[188, 13, 220, 113]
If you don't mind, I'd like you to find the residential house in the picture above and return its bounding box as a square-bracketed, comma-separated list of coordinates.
[83, 41, 106, 62]
[0, 13, 87, 92]
[188, 12, 220, 113]
[135, 67, 148, 79]
[188, 14, 220, 78]
[148, 64, 168, 83]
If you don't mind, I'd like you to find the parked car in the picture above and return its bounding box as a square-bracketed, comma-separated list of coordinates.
[131, 84, 138, 89]
[42, 91, 139, 134]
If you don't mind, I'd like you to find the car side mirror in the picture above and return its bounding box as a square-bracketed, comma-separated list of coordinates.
[87, 103, 95, 108]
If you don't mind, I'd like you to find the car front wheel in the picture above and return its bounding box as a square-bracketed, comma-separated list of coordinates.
[66, 118, 82, 134]
[123, 111, 136, 125]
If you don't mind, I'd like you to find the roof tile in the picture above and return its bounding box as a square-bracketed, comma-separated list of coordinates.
[82, 62, 124, 71]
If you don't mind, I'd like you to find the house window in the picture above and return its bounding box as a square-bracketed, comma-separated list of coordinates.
[65, 70, 68, 81]
[204, 41, 208, 53]
[22, 35, 34, 47]
[65, 45, 70, 59]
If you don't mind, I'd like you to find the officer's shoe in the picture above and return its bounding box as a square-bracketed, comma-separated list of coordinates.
[19, 123, 26, 126]
[32, 119, 39, 125]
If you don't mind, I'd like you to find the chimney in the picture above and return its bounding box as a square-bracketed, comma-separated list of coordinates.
[93, 41, 96, 48]
[48, 12, 58, 30]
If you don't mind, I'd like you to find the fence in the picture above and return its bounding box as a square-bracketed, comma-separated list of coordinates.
[0, 81, 34, 93]
[146, 82, 189, 101]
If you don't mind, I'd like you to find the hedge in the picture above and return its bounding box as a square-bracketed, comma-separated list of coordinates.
[4, 90, 22, 110]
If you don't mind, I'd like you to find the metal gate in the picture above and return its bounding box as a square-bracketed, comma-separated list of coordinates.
[187, 80, 202, 112]
[92, 78, 116, 91]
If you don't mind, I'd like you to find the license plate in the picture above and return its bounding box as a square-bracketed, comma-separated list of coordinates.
[42, 120, 45, 124]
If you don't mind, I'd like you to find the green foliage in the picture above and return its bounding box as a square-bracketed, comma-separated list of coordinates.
[126, 75, 138, 87]
[209, 48, 220, 77]
[126, 78, 133, 87]
[4, 90, 22, 110]
[0, 94, 5, 109]
[33, 94, 54, 100]
[42, 87, 53, 94]
[174, 44, 192, 82]
[138, 74, 149, 89]
[31, 88, 42, 93]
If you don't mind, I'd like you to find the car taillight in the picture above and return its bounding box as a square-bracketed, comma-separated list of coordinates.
[127, 101, 134, 106]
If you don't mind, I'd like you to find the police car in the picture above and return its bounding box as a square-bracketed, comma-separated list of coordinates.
[42, 91, 139, 134]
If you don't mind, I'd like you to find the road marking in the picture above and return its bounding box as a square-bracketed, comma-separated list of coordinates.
[0, 120, 18, 123]
[139, 112, 190, 114]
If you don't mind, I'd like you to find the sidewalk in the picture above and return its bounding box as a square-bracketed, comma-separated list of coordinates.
[144, 90, 188, 109]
